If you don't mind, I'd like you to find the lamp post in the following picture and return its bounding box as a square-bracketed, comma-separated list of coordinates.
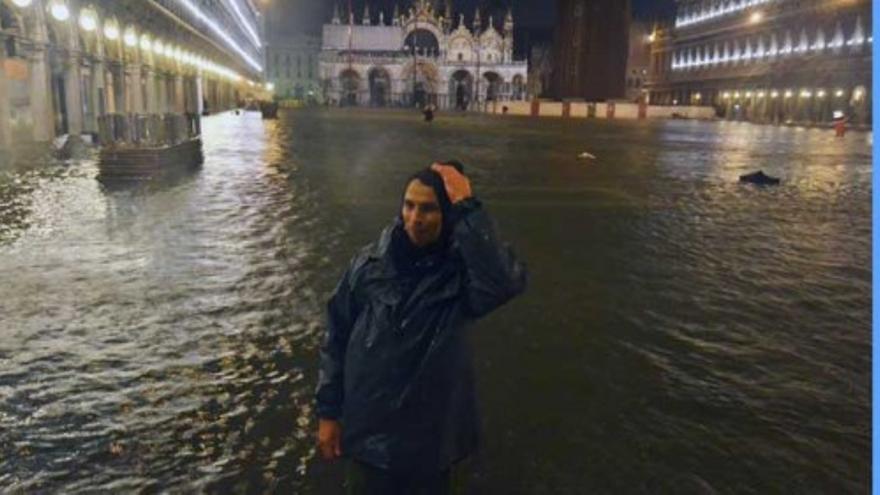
[412, 9, 418, 107]
[475, 35, 481, 111]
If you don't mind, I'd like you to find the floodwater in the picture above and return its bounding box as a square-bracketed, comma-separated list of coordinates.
[0, 109, 871, 493]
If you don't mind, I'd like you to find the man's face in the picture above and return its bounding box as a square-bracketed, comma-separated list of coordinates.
[402, 179, 443, 248]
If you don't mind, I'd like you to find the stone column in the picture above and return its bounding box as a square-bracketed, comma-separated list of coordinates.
[125, 63, 142, 113]
[196, 72, 205, 114]
[79, 62, 101, 133]
[29, 48, 54, 141]
[63, 55, 85, 135]
[190, 75, 200, 113]
[105, 65, 117, 114]
[0, 35, 11, 153]
[174, 75, 185, 113]
[155, 73, 166, 113]
[143, 68, 156, 113]
[90, 59, 105, 126]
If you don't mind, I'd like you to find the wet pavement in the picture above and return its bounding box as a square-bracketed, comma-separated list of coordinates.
[0, 109, 871, 493]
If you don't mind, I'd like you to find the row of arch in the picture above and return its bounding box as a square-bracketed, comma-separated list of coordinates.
[669, 16, 870, 72]
[649, 84, 871, 125]
[334, 66, 526, 108]
[0, 0, 261, 146]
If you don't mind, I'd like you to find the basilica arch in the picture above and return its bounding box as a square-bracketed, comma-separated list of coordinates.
[450, 69, 474, 110]
[483, 71, 502, 102]
[402, 61, 439, 107]
[404, 29, 440, 56]
[339, 68, 361, 106]
[512, 74, 525, 100]
[368, 67, 391, 107]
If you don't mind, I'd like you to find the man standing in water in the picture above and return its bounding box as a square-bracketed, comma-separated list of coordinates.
[316, 162, 527, 494]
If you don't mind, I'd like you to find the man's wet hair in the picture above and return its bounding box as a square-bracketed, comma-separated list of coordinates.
[400, 160, 468, 236]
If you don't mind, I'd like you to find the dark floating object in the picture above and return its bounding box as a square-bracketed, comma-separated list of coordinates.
[259, 101, 279, 119]
[739, 170, 780, 186]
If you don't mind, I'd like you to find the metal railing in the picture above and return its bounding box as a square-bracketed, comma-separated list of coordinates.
[98, 113, 201, 148]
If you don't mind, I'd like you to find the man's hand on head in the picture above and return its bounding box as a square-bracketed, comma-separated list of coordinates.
[431, 163, 473, 204]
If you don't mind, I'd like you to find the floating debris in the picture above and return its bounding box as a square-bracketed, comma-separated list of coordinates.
[578, 151, 597, 160]
[739, 170, 780, 186]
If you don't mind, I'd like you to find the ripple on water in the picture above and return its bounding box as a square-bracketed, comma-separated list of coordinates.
[0, 111, 871, 493]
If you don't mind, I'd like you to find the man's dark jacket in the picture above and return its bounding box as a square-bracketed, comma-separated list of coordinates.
[315, 198, 527, 473]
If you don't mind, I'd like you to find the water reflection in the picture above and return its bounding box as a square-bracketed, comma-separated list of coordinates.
[0, 110, 871, 493]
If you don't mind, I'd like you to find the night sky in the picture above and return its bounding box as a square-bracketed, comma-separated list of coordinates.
[266, 0, 676, 38]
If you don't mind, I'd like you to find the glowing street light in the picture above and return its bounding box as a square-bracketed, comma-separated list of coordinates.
[49, 1, 70, 21]
[124, 27, 137, 47]
[140, 34, 152, 52]
[104, 20, 120, 40]
[817, 90, 826, 98]
[11, 0, 33, 7]
[835, 89, 845, 97]
[749, 11, 763, 24]
[800, 90, 812, 98]
[79, 8, 97, 31]
[757, 92, 766, 98]
[784, 90, 793, 98]
[770, 91, 779, 98]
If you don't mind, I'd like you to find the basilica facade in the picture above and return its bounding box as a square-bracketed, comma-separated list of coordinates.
[319, 0, 529, 109]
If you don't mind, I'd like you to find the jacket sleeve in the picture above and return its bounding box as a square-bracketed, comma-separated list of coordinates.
[315, 263, 358, 420]
[450, 197, 527, 318]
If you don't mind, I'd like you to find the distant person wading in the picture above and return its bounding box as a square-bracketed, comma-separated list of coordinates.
[315, 162, 527, 494]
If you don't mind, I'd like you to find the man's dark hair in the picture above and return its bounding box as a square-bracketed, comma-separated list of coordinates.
[400, 161, 468, 239]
